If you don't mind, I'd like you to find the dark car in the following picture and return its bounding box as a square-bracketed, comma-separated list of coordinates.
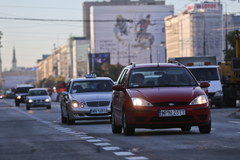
[60, 74, 114, 125]
[111, 63, 211, 136]
[15, 84, 34, 106]
[26, 88, 51, 110]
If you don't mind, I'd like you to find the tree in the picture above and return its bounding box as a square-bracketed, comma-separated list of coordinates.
[224, 30, 238, 61]
[108, 64, 124, 81]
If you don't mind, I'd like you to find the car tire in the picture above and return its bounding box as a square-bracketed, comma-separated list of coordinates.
[123, 112, 135, 136]
[16, 102, 19, 106]
[181, 126, 191, 132]
[61, 108, 67, 124]
[26, 106, 30, 110]
[199, 120, 211, 134]
[67, 112, 75, 125]
[111, 110, 122, 134]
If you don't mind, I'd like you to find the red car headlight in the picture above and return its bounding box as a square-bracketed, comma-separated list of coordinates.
[131, 97, 153, 107]
[190, 95, 208, 105]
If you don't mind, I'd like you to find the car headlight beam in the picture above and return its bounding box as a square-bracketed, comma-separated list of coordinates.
[28, 99, 33, 103]
[190, 95, 208, 105]
[71, 100, 85, 108]
[131, 98, 153, 107]
[17, 96, 21, 99]
[45, 98, 50, 102]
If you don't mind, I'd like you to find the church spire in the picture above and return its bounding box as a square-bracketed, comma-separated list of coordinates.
[12, 46, 17, 70]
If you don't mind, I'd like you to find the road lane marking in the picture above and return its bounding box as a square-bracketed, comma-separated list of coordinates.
[86, 139, 102, 142]
[93, 142, 111, 146]
[10, 105, 150, 160]
[79, 136, 95, 139]
[102, 146, 121, 151]
[229, 121, 240, 124]
[125, 156, 149, 160]
[113, 152, 135, 156]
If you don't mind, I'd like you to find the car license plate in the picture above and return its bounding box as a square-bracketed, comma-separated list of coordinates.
[159, 109, 186, 117]
[91, 109, 108, 114]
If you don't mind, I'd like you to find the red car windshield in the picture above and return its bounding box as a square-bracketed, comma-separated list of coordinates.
[128, 67, 198, 88]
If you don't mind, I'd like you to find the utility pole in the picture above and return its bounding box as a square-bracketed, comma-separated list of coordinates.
[0, 31, 3, 89]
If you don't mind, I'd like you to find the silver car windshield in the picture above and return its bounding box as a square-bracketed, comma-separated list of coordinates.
[28, 90, 48, 96]
[129, 67, 198, 88]
[71, 80, 114, 94]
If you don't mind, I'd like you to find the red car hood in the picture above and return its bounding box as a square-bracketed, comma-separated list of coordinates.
[127, 86, 204, 103]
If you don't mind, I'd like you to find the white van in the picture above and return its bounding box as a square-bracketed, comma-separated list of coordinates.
[187, 65, 223, 108]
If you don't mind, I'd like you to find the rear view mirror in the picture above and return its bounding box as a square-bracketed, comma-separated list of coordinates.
[200, 81, 210, 88]
[112, 85, 124, 91]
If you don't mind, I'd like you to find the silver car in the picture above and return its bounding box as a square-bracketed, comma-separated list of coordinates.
[26, 88, 51, 110]
[60, 75, 114, 125]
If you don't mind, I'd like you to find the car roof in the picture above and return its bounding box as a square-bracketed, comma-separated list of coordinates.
[29, 88, 47, 91]
[70, 77, 113, 82]
[16, 84, 34, 88]
[186, 65, 219, 69]
[127, 63, 184, 69]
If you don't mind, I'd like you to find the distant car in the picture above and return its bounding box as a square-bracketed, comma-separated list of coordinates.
[60, 74, 114, 125]
[15, 84, 34, 106]
[111, 63, 211, 136]
[26, 88, 51, 110]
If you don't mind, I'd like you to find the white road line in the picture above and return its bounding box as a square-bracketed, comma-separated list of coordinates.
[93, 142, 111, 146]
[10, 105, 150, 160]
[102, 146, 121, 151]
[125, 156, 149, 160]
[113, 152, 135, 156]
[80, 136, 95, 139]
[229, 121, 240, 124]
[74, 132, 87, 135]
[86, 139, 102, 142]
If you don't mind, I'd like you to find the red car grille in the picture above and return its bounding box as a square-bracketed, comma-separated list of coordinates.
[153, 102, 189, 107]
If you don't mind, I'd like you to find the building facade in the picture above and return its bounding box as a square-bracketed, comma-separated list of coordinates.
[69, 37, 89, 78]
[83, 0, 165, 40]
[165, 1, 223, 63]
[90, 4, 173, 65]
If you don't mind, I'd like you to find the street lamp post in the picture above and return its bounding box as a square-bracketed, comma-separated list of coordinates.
[148, 46, 152, 63]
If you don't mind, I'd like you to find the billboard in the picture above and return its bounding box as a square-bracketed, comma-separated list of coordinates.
[187, 2, 221, 13]
[88, 53, 110, 75]
[90, 5, 173, 65]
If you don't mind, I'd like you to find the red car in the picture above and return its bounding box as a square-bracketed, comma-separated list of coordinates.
[111, 63, 211, 136]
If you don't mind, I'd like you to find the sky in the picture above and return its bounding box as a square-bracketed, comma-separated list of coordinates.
[0, 0, 239, 70]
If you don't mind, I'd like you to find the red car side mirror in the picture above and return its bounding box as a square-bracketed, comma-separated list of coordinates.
[112, 85, 124, 91]
[200, 81, 210, 88]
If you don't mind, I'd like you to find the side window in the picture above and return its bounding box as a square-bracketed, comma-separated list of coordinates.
[66, 81, 71, 92]
[119, 69, 129, 86]
[116, 69, 128, 85]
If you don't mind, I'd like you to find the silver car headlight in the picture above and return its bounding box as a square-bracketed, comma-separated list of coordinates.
[131, 98, 153, 107]
[17, 96, 21, 99]
[45, 98, 51, 102]
[190, 95, 208, 105]
[71, 100, 85, 108]
[28, 99, 33, 103]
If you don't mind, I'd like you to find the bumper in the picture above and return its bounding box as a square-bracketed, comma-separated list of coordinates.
[68, 107, 111, 120]
[27, 102, 51, 107]
[126, 105, 211, 129]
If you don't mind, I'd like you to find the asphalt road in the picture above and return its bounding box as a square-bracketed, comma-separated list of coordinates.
[1, 99, 240, 160]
